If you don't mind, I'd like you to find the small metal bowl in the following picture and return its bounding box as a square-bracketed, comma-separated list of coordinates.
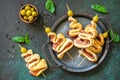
[19, 4, 38, 24]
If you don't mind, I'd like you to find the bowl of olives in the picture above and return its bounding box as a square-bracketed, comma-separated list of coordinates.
[19, 4, 38, 24]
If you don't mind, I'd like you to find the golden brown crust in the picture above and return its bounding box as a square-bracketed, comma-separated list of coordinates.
[29, 59, 47, 76]
[87, 40, 102, 53]
[48, 32, 73, 59]
[90, 21, 97, 28]
[57, 38, 73, 59]
[21, 50, 48, 77]
[68, 17, 82, 37]
[52, 33, 66, 53]
[95, 33, 105, 46]
[79, 48, 98, 62]
[47, 32, 57, 43]
[74, 37, 94, 48]
[21, 49, 33, 62]
[84, 24, 98, 39]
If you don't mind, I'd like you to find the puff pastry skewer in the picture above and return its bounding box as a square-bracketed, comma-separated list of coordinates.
[48, 32, 73, 59]
[20, 48, 48, 77]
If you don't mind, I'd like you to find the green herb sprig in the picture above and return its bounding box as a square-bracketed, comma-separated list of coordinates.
[110, 30, 120, 43]
[91, 4, 108, 14]
[12, 34, 30, 44]
[45, 0, 55, 14]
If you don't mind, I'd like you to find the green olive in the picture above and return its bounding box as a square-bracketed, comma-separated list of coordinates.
[103, 31, 108, 38]
[32, 11, 37, 17]
[26, 10, 32, 16]
[31, 7, 34, 11]
[28, 16, 34, 22]
[20, 9, 26, 16]
[67, 10, 73, 17]
[92, 15, 99, 23]
[23, 16, 28, 20]
[21, 47, 27, 53]
[25, 5, 31, 10]
[45, 27, 51, 33]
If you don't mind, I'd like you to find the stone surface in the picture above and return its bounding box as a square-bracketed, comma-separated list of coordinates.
[0, 0, 120, 80]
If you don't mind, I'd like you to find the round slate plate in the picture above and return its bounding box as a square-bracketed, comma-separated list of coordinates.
[48, 13, 109, 72]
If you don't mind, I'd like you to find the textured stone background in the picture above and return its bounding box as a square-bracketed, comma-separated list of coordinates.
[0, 0, 120, 80]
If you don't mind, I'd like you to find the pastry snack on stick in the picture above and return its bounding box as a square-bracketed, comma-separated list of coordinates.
[65, 5, 106, 65]
[77, 33, 105, 66]
[67, 15, 98, 49]
[48, 32, 66, 53]
[75, 15, 105, 66]
[19, 45, 48, 77]
[66, 4, 82, 37]
[21, 49, 48, 77]
[67, 17, 82, 38]
[78, 48, 98, 62]
[77, 48, 98, 67]
[44, 26, 73, 60]
[57, 38, 73, 59]
[48, 32, 73, 59]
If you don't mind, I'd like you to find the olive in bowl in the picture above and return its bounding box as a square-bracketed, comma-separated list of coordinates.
[19, 4, 38, 24]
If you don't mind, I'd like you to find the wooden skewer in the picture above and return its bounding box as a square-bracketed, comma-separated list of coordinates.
[66, 52, 73, 60]
[78, 49, 83, 58]
[65, 4, 73, 60]
[77, 57, 86, 67]
[77, 49, 86, 67]
[43, 25, 46, 28]
[66, 4, 70, 10]
[78, 53, 81, 58]
[18, 44, 47, 78]
[42, 73, 46, 78]
[18, 44, 22, 48]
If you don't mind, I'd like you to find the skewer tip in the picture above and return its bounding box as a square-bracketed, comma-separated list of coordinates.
[18, 44, 22, 48]
[77, 57, 86, 67]
[66, 4, 70, 10]
[42, 73, 46, 78]
[66, 52, 73, 60]
[43, 25, 47, 29]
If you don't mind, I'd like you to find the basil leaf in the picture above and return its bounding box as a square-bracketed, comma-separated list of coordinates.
[12, 36, 25, 43]
[110, 30, 120, 43]
[24, 34, 30, 44]
[45, 0, 55, 14]
[91, 4, 108, 13]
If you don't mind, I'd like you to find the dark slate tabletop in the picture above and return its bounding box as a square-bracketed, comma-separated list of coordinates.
[0, 0, 120, 80]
